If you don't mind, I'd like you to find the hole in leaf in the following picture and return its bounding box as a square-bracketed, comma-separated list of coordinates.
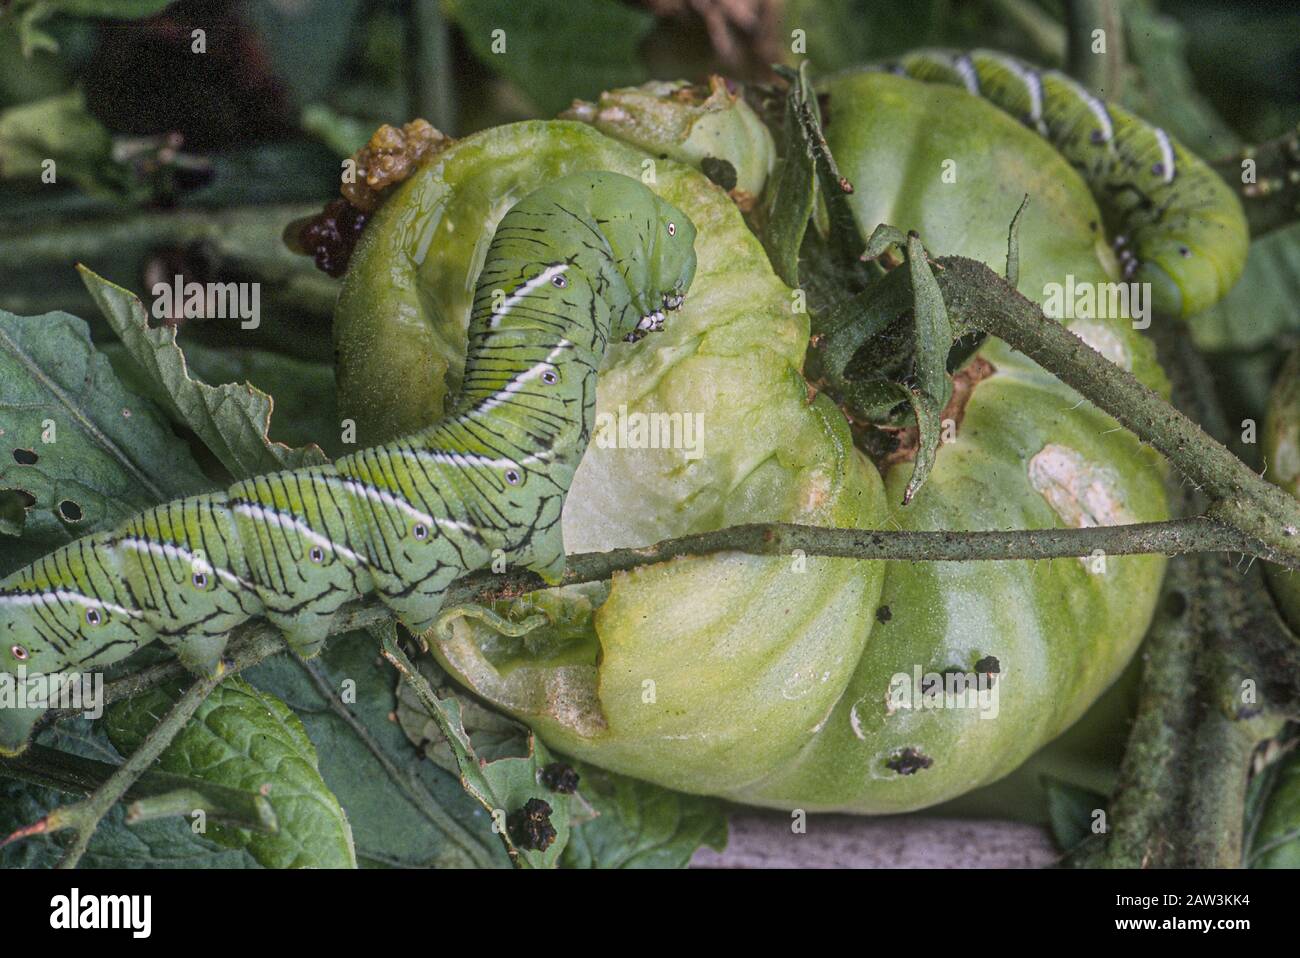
[0, 489, 36, 536]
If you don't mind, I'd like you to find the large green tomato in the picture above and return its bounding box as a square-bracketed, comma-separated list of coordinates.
[334, 75, 1169, 812]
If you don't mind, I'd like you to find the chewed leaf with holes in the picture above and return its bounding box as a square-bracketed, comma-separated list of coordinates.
[386, 634, 571, 868]
[0, 309, 209, 574]
[105, 676, 356, 869]
[78, 266, 327, 480]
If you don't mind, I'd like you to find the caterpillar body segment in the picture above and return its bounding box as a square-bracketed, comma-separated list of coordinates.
[874, 48, 1248, 318]
[0, 171, 697, 755]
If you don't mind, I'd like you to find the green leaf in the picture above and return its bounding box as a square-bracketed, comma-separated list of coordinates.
[0, 307, 208, 572]
[78, 265, 327, 479]
[1121, 2, 1241, 158]
[0, 718, 259, 868]
[24, 0, 175, 16]
[780, 0, 943, 74]
[560, 762, 726, 869]
[247, 638, 506, 868]
[761, 66, 818, 286]
[101, 342, 343, 460]
[1247, 746, 1300, 868]
[1042, 776, 1107, 854]
[379, 622, 570, 868]
[104, 676, 357, 869]
[1189, 224, 1300, 352]
[442, 0, 654, 117]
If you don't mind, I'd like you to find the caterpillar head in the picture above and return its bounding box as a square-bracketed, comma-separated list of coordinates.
[622, 194, 697, 343]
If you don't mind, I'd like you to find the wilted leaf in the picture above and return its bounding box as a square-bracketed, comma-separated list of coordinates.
[78, 265, 327, 478]
[377, 620, 570, 867]
[105, 676, 356, 869]
[761, 65, 818, 286]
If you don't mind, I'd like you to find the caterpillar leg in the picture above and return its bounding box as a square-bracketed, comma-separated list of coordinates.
[522, 523, 567, 586]
[333, 444, 490, 633]
[0, 706, 44, 757]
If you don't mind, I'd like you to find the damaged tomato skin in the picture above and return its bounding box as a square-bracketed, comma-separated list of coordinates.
[734, 73, 1169, 811]
[336, 84, 1170, 813]
[336, 119, 892, 800]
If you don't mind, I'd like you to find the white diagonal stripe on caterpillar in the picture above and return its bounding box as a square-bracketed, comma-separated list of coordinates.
[0, 589, 143, 620]
[487, 264, 570, 329]
[1152, 127, 1177, 183]
[468, 340, 574, 414]
[230, 501, 372, 567]
[116, 535, 259, 590]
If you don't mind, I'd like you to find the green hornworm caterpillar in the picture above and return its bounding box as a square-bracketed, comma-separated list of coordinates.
[874, 49, 1248, 318]
[0, 171, 697, 755]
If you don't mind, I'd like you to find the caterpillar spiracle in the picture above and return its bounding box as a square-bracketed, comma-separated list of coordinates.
[0, 171, 697, 756]
[873, 49, 1248, 318]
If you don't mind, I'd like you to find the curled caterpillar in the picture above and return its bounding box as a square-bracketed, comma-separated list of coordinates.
[0, 171, 697, 756]
[873, 48, 1248, 318]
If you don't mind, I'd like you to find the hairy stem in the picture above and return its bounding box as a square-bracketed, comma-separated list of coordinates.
[935, 255, 1300, 567]
[41, 669, 226, 868]
[1093, 327, 1298, 868]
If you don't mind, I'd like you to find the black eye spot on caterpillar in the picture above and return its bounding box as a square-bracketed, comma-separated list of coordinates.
[873, 49, 1248, 318]
[58, 500, 83, 522]
[13, 448, 37, 465]
[0, 171, 698, 757]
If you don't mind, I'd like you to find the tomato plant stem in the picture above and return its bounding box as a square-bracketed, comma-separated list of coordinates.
[1086, 326, 1298, 867]
[1065, 0, 1125, 100]
[935, 255, 1300, 570]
